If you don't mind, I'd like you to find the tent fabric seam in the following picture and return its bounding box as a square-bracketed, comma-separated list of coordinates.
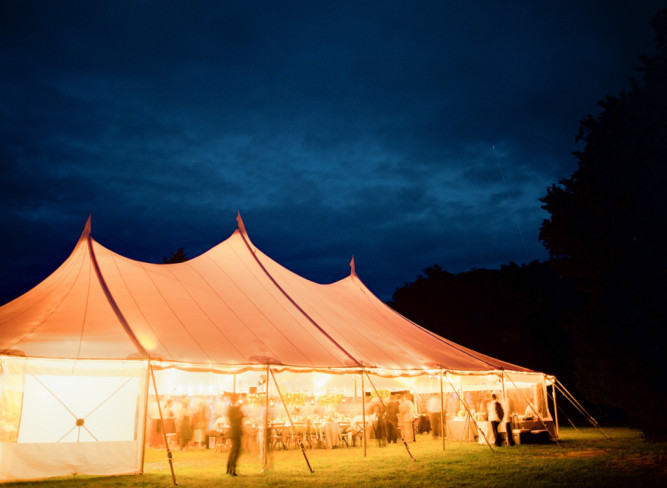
[227, 243, 346, 366]
[237, 229, 362, 367]
[1, 238, 87, 353]
[105, 251, 175, 359]
[136, 260, 213, 363]
[87, 235, 147, 358]
[201, 251, 308, 366]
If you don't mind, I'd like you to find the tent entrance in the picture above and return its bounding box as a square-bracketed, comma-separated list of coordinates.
[0, 356, 148, 482]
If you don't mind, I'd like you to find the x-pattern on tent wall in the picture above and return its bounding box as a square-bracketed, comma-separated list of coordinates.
[0, 215, 554, 482]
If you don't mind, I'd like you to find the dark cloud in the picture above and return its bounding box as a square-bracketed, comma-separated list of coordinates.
[1, 0, 664, 304]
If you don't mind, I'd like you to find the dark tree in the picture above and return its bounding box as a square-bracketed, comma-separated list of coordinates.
[163, 247, 188, 264]
[539, 9, 667, 440]
[388, 262, 577, 387]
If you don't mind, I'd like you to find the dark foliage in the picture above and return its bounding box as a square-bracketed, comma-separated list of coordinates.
[162, 247, 188, 264]
[539, 9, 667, 440]
[388, 261, 579, 387]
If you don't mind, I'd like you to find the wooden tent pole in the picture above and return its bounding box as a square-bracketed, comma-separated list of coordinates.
[361, 371, 367, 457]
[547, 388, 578, 430]
[148, 363, 178, 485]
[139, 361, 151, 474]
[364, 371, 415, 461]
[443, 373, 495, 453]
[552, 381, 559, 437]
[263, 364, 270, 471]
[440, 370, 446, 452]
[555, 379, 610, 440]
[500, 370, 507, 445]
[269, 369, 314, 473]
[501, 370, 506, 399]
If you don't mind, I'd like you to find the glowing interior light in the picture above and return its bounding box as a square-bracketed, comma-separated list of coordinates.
[313, 373, 329, 389]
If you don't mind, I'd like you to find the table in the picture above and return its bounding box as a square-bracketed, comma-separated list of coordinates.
[322, 421, 341, 449]
[445, 418, 477, 441]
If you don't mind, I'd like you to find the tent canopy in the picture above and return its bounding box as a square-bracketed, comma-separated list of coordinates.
[0, 214, 530, 374]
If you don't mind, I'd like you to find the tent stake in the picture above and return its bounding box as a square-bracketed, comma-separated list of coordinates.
[440, 370, 446, 452]
[364, 371, 416, 461]
[443, 373, 495, 453]
[148, 363, 178, 486]
[269, 369, 314, 473]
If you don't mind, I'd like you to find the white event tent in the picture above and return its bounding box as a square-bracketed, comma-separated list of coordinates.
[0, 215, 556, 482]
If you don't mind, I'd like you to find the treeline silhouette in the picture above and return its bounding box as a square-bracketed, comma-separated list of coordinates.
[388, 262, 579, 385]
[389, 8, 667, 440]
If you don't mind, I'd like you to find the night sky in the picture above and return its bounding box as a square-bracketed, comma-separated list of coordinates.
[1, 1, 664, 305]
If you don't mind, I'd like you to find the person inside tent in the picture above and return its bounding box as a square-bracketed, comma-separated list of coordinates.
[502, 395, 515, 446]
[385, 394, 399, 444]
[399, 394, 416, 442]
[226, 394, 245, 476]
[487, 393, 504, 447]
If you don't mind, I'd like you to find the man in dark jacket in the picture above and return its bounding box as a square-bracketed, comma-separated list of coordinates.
[226, 394, 244, 476]
[385, 394, 399, 443]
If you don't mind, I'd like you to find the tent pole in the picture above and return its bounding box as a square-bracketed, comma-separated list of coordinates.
[361, 370, 367, 457]
[552, 380, 559, 437]
[443, 372, 495, 453]
[148, 363, 178, 486]
[440, 370, 446, 452]
[139, 360, 151, 475]
[364, 371, 415, 461]
[263, 364, 270, 472]
[553, 382, 592, 422]
[547, 389, 578, 430]
[555, 380, 610, 440]
[500, 370, 507, 446]
[269, 369, 314, 473]
[501, 370, 506, 399]
[502, 371, 561, 447]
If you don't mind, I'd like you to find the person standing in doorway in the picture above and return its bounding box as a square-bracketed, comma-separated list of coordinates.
[386, 394, 399, 443]
[487, 393, 504, 447]
[502, 395, 515, 446]
[226, 394, 244, 476]
[399, 393, 416, 442]
[427, 395, 442, 438]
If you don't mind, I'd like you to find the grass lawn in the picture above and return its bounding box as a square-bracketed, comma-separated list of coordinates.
[2, 428, 665, 487]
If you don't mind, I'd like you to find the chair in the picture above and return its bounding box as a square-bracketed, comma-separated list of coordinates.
[270, 424, 287, 450]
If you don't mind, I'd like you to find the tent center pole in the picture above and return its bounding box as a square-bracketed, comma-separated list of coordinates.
[364, 371, 415, 461]
[440, 370, 446, 452]
[269, 369, 314, 473]
[552, 380, 559, 437]
[148, 363, 178, 486]
[444, 373, 494, 453]
[361, 371, 366, 457]
[139, 361, 151, 475]
[262, 364, 270, 471]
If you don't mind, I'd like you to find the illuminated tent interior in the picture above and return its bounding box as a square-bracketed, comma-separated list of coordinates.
[0, 215, 556, 482]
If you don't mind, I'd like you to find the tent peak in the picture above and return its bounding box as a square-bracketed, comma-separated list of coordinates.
[236, 211, 247, 235]
[349, 256, 357, 277]
[79, 214, 92, 242]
